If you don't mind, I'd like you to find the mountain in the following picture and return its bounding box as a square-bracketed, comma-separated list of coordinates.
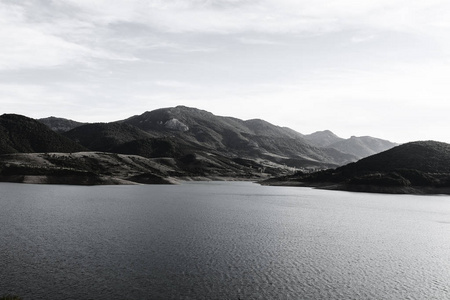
[38, 116, 85, 132]
[120, 106, 357, 168]
[304, 130, 344, 147]
[0, 114, 86, 154]
[263, 141, 450, 194]
[328, 136, 398, 159]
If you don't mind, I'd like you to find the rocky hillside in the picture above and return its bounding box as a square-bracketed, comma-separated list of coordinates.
[0, 114, 86, 154]
[262, 141, 450, 194]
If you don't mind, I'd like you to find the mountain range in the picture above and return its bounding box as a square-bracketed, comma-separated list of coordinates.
[0, 106, 397, 185]
[41, 106, 396, 161]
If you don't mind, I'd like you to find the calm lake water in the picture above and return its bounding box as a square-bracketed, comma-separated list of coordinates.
[1, 181, 449, 300]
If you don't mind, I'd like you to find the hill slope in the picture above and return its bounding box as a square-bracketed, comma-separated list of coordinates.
[304, 130, 344, 147]
[64, 122, 153, 152]
[263, 141, 450, 194]
[340, 141, 450, 173]
[39, 117, 86, 132]
[0, 152, 177, 185]
[0, 114, 86, 154]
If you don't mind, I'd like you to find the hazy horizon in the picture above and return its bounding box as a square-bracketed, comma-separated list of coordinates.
[1, 1, 450, 144]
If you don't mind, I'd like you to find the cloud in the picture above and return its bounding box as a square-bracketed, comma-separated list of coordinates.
[153, 80, 200, 89]
[0, 2, 137, 70]
[57, 0, 450, 36]
[2, 0, 450, 71]
[238, 37, 284, 45]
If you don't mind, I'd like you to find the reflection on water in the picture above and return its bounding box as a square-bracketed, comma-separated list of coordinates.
[1, 182, 450, 299]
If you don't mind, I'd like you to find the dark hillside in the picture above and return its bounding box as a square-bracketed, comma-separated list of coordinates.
[341, 141, 450, 173]
[39, 116, 85, 132]
[0, 114, 86, 154]
[110, 137, 201, 158]
[263, 141, 450, 194]
[65, 123, 153, 152]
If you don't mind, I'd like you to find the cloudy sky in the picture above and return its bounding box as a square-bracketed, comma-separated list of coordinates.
[1, 0, 450, 143]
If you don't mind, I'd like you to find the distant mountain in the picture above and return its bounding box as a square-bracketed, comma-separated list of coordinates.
[0, 114, 86, 154]
[38, 116, 85, 132]
[304, 130, 397, 159]
[328, 136, 398, 159]
[304, 130, 344, 147]
[263, 141, 450, 194]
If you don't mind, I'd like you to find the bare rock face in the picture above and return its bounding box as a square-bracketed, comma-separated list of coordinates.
[164, 118, 189, 132]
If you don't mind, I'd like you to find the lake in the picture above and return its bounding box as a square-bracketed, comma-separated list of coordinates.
[1, 181, 449, 299]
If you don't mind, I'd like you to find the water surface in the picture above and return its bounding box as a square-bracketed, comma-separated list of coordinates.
[1, 182, 449, 299]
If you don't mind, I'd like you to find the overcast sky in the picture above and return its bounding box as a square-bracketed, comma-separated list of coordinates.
[1, 0, 450, 143]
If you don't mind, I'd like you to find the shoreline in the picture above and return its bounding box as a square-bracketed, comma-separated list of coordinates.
[0, 174, 264, 186]
[260, 180, 450, 195]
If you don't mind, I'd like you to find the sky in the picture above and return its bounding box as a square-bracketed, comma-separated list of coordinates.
[1, 0, 450, 143]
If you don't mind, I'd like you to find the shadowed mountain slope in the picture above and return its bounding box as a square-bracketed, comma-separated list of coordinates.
[64, 122, 154, 152]
[0, 114, 86, 154]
